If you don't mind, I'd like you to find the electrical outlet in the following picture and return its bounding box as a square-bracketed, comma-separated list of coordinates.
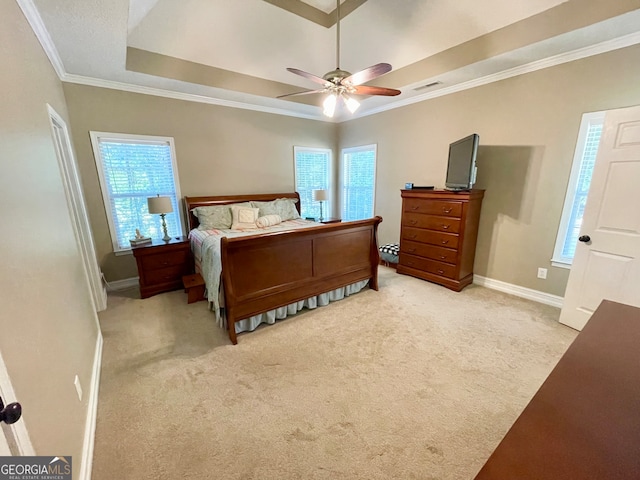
[537, 268, 548, 279]
[74, 375, 83, 401]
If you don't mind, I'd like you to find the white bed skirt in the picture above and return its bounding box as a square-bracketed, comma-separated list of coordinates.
[215, 280, 370, 334]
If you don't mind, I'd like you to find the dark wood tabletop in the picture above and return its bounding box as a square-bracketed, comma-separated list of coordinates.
[474, 300, 640, 480]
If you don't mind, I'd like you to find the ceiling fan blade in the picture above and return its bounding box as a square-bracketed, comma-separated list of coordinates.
[343, 63, 393, 86]
[277, 89, 325, 99]
[353, 85, 401, 96]
[286, 68, 330, 86]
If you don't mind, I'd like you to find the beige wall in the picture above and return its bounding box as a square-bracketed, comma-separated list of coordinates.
[62, 84, 337, 280]
[63, 44, 640, 295]
[0, 0, 100, 473]
[340, 44, 640, 297]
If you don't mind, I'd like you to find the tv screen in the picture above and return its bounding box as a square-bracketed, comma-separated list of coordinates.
[445, 134, 479, 190]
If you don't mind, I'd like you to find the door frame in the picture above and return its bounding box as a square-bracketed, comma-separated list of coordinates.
[47, 105, 107, 312]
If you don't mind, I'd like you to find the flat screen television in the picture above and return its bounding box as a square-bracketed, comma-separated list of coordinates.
[445, 133, 479, 191]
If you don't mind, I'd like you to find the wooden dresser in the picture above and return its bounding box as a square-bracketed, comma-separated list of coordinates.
[474, 300, 640, 479]
[132, 236, 194, 299]
[397, 189, 484, 291]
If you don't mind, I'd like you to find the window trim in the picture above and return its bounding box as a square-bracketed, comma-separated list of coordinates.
[293, 146, 333, 218]
[89, 131, 184, 254]
[551, 111, 604, 268]
[340, 144, 377, 221]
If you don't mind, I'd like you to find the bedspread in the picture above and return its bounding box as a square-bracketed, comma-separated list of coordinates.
[189, 219, 318, 320]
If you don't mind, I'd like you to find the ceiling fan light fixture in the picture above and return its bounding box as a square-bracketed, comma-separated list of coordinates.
[323, 93, 337, 117]
[344, 95, 360, 114]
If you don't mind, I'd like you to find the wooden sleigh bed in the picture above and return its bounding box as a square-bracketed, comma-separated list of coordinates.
[184, 193, 382, 344]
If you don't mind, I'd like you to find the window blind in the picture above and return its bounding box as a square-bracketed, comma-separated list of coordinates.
[294, 147, 331, 219]
[342, 146, 376, 221]
[94, 135, 182, 251]
[561, 122, 602, 259]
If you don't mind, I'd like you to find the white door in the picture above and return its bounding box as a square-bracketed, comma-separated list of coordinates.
[48, 106, 107, 312]
[0, 350, 34, 456]
[560, 105, 640, 330]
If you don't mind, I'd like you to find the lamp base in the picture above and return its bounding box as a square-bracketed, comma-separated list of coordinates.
[160, 213, 171, 242]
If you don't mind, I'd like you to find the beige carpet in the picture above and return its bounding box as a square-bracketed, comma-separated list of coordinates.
[93, 267, 576, 479]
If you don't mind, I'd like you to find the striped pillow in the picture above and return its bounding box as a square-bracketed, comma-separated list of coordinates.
[256, 214, 282, 228]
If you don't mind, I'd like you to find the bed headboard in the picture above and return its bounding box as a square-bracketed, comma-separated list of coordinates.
[184, 192, 302, 231]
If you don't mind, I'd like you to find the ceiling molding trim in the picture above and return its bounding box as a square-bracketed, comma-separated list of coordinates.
[350, 30, 640, 122]
[15, 0, 66, 79]
[62, 73, 328, 121]
[262, 0, 366, 27]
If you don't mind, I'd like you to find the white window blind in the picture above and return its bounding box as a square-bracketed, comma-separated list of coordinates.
[552, 112, 603, 266]
[90, 132, 182, 252]
[341, 145, 377, 221]
[294, 146, 332, 219]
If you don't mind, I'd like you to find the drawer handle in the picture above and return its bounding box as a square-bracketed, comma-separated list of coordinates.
[407, 262, 414, 266]
[409, 235, 417, 239]
[407, 248, 416, 253]
[440, 255, 446, 260]
[409, 220, 417, 225]
[411, 206, 419, 210]
[437, 269, 444, 274]
[442, 224, 450, 230]
[441, 240, 449, 245]
[443, 207, 452, 213]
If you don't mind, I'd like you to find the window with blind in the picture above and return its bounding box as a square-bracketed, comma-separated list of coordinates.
[341, 145, 377, 221]
[90, 132, 183, 252]
[294, 146, 332, 219]
[552, 111, 604, 267]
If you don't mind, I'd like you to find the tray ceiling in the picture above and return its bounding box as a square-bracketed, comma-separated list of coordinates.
[25, 0, 640, 121]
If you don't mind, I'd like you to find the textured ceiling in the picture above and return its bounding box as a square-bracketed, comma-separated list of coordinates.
[26, 0, 640, 121]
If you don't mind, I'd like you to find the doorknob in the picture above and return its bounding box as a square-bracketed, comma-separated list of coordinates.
[0, 396, 22, 425]
[578, 235, 591, 243]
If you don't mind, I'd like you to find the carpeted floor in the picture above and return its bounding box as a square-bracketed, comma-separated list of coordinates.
[93, 267, 577, 479]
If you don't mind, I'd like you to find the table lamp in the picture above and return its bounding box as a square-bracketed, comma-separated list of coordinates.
[312, 189, 328, 221]
[147, 195, 173, 241]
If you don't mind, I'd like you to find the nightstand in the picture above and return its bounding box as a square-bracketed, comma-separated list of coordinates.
[320, 217, 342, 224]
[132, 236, 194, 299]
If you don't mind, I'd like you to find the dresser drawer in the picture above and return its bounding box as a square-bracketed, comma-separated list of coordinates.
[401, 226, 460, 249]
[400, 240, 457, 265]
[399, 253, 456, 279]
[139, 249, 190, 271]
[141, 264, 187, 286]
[402, 213, 461, 233]
[404, 198, 462, 217]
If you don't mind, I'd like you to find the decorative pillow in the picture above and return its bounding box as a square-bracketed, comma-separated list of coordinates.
[193, 205, 232, 230]
[256, 214, 282, 228]
[252, 198, 300, 221]
[192, 202, 251, 230]
[231, 206, 260, 229]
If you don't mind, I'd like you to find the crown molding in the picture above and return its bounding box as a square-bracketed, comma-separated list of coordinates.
[62, 73, 327, 121]
[352, 30, 640, 121]
[16, 0, 66, 79]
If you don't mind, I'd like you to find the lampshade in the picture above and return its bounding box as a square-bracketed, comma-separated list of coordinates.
[147, 196, 173, 214]
[312, 189, 328, 202]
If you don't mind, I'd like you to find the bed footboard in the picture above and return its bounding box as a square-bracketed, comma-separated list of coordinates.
[220, 217, 382, 344]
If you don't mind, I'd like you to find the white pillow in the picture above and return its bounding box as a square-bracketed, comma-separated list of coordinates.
[230, 206, 259, 229]
[256, 214, 282, 228]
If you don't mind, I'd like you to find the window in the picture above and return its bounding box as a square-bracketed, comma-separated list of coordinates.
[90, 132, 183, 252]
[294, 146, 332, 219]
[341, 144, 377, 221]
[552, 112, 604, 267]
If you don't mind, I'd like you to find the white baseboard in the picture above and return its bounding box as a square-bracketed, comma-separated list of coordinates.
[473, 275, 564, 308]
[105, 277, 138, 291]
[79, 331, 103, 480]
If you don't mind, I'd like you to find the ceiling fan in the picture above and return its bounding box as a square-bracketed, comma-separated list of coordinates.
[277, 0, 401, 117]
